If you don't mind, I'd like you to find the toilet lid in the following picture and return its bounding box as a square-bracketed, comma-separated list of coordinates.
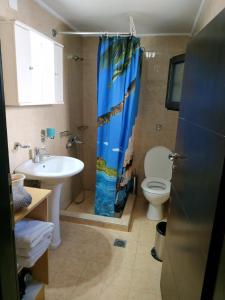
[141, 177, 171, 195]
[144, 146, 173, 180]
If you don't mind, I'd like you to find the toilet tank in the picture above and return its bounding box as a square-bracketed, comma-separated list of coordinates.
[144, 146, 173, 180]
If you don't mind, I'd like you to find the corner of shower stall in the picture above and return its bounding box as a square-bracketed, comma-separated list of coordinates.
[60, 189, 136, 231]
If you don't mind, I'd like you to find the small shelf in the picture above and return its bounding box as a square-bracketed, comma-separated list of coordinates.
[14, 187, 51, 223]
[14, 187, 52, 299]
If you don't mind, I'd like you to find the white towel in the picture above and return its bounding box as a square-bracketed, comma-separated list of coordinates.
[15, 219, 54, 249]
[17, 237, 51, 268]
[16, 233, 52, 258]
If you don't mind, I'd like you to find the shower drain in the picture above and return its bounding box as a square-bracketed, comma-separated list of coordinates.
[113, 239, 127, 248]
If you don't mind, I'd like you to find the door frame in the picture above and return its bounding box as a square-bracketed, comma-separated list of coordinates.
[0, 44, 19, 299]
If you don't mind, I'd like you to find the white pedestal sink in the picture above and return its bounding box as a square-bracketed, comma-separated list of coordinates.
[15, 156, 84, 248]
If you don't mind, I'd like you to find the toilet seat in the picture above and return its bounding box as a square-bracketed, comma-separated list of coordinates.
[141, 177, 171, 195]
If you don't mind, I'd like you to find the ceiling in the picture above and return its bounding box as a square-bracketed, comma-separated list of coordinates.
[36, 0, 204, 34]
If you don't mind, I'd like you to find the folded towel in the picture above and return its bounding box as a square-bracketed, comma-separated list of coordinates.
[17, 237, 52, 268]
[15, 219, 54, 249]
[16, 233, 52, 258]
[12, 185, 32, 211]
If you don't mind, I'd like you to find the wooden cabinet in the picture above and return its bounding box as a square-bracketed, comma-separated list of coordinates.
[29, 30, 55, 104]
[14, 24, 32, 104]
[0, 21, 64, 106]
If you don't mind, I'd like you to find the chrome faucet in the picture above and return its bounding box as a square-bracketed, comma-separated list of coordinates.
[33, 146, 50, 163]
[66, 136, 83, 149]
[14, 142, 30, 150]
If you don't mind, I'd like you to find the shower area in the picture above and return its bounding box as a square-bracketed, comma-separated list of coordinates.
[60, 36, 142, 230]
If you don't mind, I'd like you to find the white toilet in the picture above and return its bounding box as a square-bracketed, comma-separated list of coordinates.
[141, 146, 173, 220]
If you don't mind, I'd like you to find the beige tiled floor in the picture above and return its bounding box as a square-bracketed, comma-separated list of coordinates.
[67, 191, 95, 214]
[46, 197, 162, 300]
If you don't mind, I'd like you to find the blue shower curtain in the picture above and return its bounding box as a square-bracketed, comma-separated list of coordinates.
[95, 36, 143, 217]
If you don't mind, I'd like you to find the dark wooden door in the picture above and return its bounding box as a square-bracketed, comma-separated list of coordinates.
[161, 9, 225, 300]
[0, 46, 19, 299]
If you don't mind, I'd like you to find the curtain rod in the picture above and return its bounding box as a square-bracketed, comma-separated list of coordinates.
[52, 30, 134, 37]
[52, 29, 190, 38]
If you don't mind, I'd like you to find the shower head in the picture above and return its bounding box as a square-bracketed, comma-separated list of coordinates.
[67, 54, 84, 61]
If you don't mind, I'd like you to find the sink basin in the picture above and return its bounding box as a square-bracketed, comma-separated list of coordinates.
[15, 156, 84, 249]
[15, 156, 84, 182]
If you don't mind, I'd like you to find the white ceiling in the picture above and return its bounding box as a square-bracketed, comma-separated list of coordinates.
[36, 0, 204, 34]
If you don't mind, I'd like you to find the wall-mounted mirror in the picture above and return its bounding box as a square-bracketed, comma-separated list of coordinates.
[165, 54, 185, 111]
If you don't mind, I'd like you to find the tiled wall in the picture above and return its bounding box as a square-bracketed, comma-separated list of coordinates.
[81, 38, 98, 191]
[81, 36, 189, 194]
[133, 37, 189, 194]
[0, 0, 83, 208]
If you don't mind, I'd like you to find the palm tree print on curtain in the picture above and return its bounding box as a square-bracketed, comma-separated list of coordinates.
[95, 36, 143, 217]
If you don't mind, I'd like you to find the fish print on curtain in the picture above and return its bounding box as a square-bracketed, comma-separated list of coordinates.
[95, 36, 143, 217]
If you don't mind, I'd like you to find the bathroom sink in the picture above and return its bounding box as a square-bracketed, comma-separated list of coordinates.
[15, 156, 84, 182]
[15, 156, 84, 249]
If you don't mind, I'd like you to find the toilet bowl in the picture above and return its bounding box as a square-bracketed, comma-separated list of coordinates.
[141, 146, 172, 220]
